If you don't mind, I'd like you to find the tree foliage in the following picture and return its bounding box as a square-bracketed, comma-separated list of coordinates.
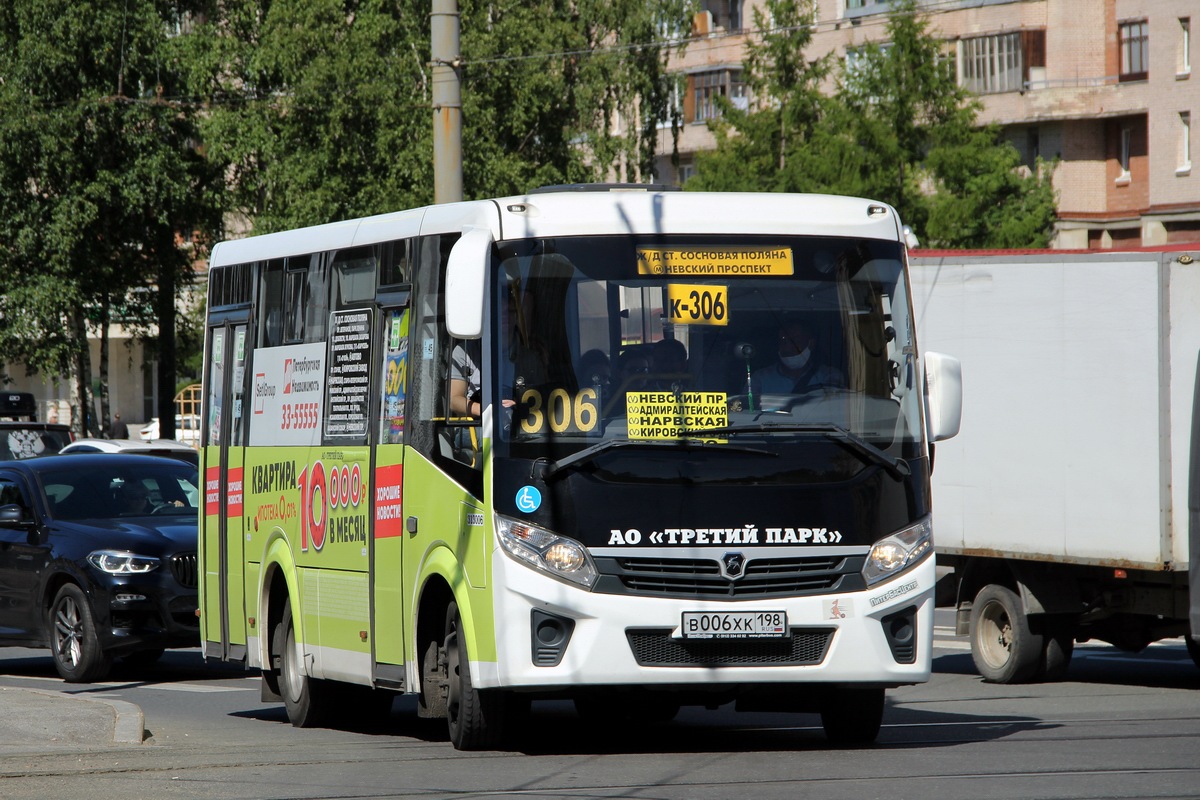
[689, 0, 1057, 248]
[0, 0, 223, 432]
[188, 0, 692, 232]
[2, 0, 691, 422]
[687, 0, 832, 193]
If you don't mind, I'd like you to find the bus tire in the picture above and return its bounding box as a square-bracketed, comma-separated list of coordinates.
[275, 598, 333, 727]
[820, 686, 884, 746]
[445, 601, 506, 750]
[970, 584, 1042, 684]
[50, 584, 112, 683]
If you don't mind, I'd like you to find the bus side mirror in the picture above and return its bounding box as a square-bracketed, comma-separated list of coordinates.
[446, 228, 493, 339]
[924, 351, 962, 442]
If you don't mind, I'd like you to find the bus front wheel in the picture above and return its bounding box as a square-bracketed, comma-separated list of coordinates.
[819, 686, 884, 745]
[444, 601, 511, 750]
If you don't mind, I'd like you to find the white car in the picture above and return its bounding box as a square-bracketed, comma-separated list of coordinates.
[60, 437, 198, 464]
[140, 414, 200, 446]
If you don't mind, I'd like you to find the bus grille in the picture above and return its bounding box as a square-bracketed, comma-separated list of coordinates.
[170, 553, 199, 589]
[593, 555, 865, 599]
[627, 628, 835, 667]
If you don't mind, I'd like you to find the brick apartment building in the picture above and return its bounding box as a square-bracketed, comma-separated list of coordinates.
[657, 0, 1198, 249]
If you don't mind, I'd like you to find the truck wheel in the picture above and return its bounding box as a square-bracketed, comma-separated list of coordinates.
[445, 601, 509, 750]
[275, 598, 333, 727]
[50, 584, 112, 683]
[820, 687, 885, 746]
[1036, 621, 1074, 682]
[969, 584, 1042, 684]
[1185, 636, 1200, 670]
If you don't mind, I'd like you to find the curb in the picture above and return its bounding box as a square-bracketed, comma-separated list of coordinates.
[24, 688, 146, 745]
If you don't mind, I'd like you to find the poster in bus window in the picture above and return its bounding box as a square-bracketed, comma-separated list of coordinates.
[208, 330, 225, 445]
[324, 309, 373, 442]
[381, 310, 408, 444]
[249, 343, 326, 447]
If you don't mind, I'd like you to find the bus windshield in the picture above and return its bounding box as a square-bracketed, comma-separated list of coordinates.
[489, 234, 922, 470]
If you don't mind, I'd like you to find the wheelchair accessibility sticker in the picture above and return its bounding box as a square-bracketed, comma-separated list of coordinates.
[516, 486, 542, 514]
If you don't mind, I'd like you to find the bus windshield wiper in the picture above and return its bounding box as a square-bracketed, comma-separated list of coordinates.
[690, 423, 911, 480]
[542, 438, 777, 482]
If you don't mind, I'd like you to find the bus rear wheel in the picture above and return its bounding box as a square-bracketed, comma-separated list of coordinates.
[275, 598, 334, 727]
[444, 601, 512, 750]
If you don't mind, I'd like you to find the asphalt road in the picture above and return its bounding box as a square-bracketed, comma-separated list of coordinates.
[0, 622, 1198, 800]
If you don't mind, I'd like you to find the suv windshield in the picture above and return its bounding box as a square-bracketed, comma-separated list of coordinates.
[484, 234, 922, 476]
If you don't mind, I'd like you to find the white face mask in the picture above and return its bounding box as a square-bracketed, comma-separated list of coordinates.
[780, 347, 811, 371]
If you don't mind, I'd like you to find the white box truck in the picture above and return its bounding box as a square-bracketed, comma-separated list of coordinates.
[909, 247, 1200, 682]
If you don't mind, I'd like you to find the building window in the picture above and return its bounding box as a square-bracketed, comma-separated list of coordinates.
[960, 32, 1025, 94]
[657, 76, 684, 129]
[846, 0, 888, 11]
[678, 162, 696, 186]
[1181, 112, 1193, 174]
[1181, 18, 1192, 76]
[1118, 125, 1133, 183]
[689, 69, 746, 123]
[700, 0, 743, 32]
[1120, 20, 1149, 82]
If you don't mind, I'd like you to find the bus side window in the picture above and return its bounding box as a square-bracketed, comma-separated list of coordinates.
[407, 233, 480, 494]
[379, 239, 411, 287]
[284, 265, 306, 344]
[304, 254, 330, 342]
[333, 246, 378, 309]
[284, 253, 329, 344]
[259, 259, 285, 348]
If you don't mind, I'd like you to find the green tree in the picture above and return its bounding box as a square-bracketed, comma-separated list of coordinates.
[188, 0, 691, 233]
[923, 125, 1057, 249]
[687, 0, 831, 192]
[0, 0, 223, 435]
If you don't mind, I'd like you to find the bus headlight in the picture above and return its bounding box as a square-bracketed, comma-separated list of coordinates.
[496, 515, 597, 589]
[862, 518, 932, 586]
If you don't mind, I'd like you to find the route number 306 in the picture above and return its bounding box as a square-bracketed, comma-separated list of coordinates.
[519, 388, 599, 434]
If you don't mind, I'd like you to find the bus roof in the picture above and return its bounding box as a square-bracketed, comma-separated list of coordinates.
[209, 191, 903, 269]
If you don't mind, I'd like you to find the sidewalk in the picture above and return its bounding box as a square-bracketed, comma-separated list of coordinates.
[0, 686, 144, 751]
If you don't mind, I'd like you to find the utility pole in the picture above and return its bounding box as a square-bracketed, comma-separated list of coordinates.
[431, 0, 463, 204]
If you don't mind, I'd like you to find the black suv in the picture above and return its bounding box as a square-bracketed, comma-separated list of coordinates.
[0, 453, 200, 681]
[0, 391, 73, 460]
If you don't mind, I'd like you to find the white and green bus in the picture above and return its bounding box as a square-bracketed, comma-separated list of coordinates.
[200, 186, 962, 748]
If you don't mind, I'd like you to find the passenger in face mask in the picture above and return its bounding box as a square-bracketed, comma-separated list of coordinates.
[750, 319, 844, 402]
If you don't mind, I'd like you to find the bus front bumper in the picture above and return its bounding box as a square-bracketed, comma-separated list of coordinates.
[478, 551, 936, 691]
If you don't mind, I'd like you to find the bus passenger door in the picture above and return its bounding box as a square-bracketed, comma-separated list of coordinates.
[372, 305, 409, 687]
[202, 321, 250, 663]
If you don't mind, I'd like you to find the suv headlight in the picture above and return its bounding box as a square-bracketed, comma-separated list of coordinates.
[862, 518, 932, 586]
[496, 515, 597, 589]
[87, 550, 161, 575]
